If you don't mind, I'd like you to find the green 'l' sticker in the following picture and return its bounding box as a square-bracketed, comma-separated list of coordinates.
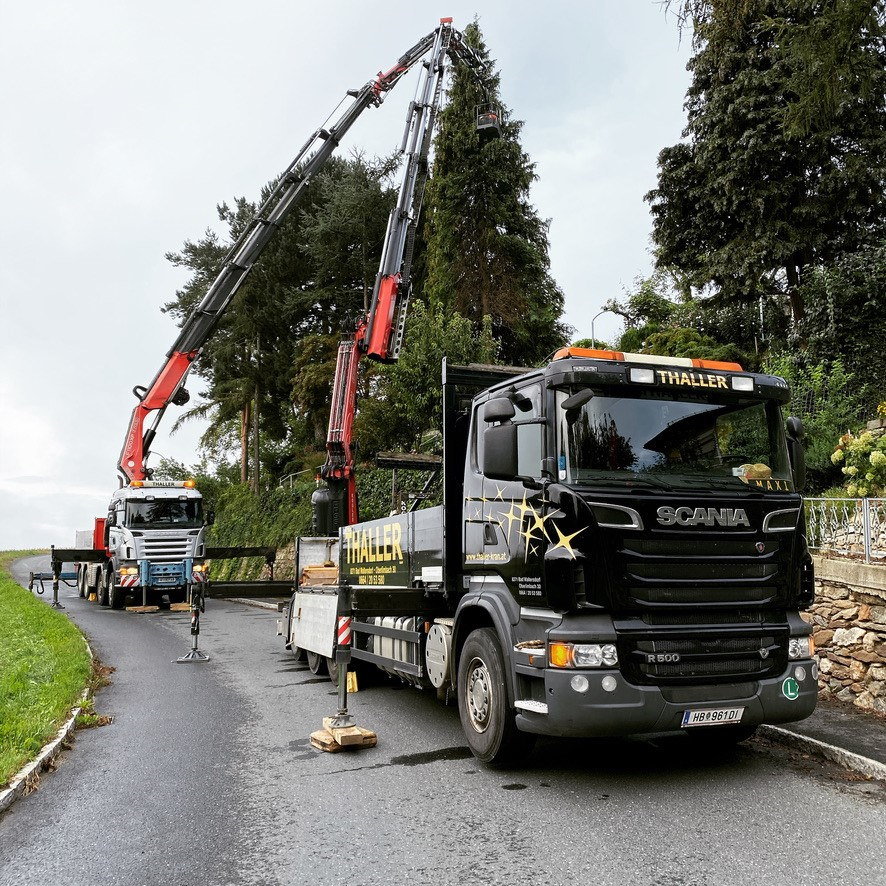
[782, 678, 799, 700]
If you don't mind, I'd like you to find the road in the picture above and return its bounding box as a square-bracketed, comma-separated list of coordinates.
[2, 554, 885, 886]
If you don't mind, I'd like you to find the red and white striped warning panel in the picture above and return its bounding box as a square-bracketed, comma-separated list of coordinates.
[120, 575, 139, 587]
[337, 616, 352, 647]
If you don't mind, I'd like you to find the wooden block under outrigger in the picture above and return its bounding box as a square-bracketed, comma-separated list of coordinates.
[311, 726, 377, 753]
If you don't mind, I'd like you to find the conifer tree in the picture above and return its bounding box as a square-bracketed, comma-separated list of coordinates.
[421, 22, 569, 364]
[650, 1, 886, 324]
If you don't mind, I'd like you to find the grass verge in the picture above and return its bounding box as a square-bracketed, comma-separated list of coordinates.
[0, 550, 92, 787]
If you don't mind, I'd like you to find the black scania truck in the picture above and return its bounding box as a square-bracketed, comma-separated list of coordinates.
[283, 348, 817, 766]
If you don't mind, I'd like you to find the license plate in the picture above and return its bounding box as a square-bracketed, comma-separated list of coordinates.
[681, 707, 745, 727]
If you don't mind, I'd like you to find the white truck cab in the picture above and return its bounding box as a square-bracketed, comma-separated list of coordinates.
[78, 481, 209, 608]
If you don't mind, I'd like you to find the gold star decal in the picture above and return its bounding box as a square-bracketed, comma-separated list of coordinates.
[520, 521, 544, 558]
[548, 523, 585, 560]
[493, 485, 505, 501]
[498, 502, 522, 539]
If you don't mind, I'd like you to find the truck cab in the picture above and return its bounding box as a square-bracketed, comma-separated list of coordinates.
[82, 481, 209, 608]
[450, 348, 815, 751]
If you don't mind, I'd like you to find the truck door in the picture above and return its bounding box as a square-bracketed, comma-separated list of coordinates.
[475, 382, 548, 602]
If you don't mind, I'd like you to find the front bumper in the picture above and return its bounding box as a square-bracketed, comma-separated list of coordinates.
[515, 660, 817, 738]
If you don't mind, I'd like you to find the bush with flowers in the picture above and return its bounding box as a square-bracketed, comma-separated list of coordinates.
[831, 405, 886, 497]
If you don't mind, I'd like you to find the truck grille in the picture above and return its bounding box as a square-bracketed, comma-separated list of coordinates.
[623, 632, 786, 685]
[140, 535, 193, 563]
[618, 537, 786, 609]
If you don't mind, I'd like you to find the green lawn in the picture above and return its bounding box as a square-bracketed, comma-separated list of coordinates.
[0, 550, 92, 786]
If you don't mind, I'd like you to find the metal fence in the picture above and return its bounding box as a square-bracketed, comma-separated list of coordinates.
[805, 498, 886, 564]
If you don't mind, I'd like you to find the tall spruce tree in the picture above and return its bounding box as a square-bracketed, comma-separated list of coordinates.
[649, 1, 886, 324]
[421, 22, 569, 364]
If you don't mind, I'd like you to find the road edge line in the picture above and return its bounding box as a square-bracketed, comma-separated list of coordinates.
[222, 597, 279, 611]
[760, 724, 886, 782]
[0, 636, 95, 816]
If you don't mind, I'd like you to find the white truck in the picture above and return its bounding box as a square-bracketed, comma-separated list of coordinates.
[74, 481, 209, 609]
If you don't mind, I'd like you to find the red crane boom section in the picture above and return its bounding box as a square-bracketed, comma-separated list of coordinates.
[116, 20, 474, 484]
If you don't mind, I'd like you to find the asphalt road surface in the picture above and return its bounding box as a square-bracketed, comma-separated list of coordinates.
[2, 554, 885, 886]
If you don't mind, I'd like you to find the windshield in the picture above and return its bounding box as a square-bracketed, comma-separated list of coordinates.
[557, 388, 792, 491]
[125, 498, 203, 529]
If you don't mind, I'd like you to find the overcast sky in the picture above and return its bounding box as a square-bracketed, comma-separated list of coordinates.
[0, 1, 692, 548]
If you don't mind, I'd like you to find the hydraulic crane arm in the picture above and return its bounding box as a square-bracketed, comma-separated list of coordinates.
[319, 20, 493, 531]
[117, 25, 446, 483]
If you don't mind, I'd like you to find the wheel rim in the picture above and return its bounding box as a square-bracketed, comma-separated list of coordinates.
[465, 656, 492, 734]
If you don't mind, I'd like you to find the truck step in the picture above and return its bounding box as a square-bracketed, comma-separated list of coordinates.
[514, 700, 548, 715]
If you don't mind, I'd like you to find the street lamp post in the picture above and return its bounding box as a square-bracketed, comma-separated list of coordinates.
[590, 309, 616, 348]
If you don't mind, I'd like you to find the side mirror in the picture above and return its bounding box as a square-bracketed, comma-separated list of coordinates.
[107, 512, 117, 528]
[786, 417, 806, 491]
[483, 424, 518, 480]
[786, 416, 805, 440]
[483, 397, 516, 424]
[561, 389, 594, 411]
[206, 510, 215, 527]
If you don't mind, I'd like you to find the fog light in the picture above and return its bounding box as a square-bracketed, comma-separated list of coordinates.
[795, 666, 807, 682]
[812, 662, 819, 680]
[788, 637, 811, 659]
[731, 376, 754, 392]
[570, 674, 589, 693]
[601, 675, 618, 693]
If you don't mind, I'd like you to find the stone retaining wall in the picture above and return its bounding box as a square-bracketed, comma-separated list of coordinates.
[808, 555, 886, 714]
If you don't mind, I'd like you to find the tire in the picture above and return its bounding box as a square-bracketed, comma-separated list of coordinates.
[326, 656, 339, 685]
[288, 645, 306, 662]
[108, 572, 125, 610]
[96, 568, 110, 606]
[457, 628, 535, 768]
[306, 651, 327, 676]
[77, 567, 88, 599]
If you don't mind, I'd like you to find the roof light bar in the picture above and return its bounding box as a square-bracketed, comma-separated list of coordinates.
[554, 347, 743, 372]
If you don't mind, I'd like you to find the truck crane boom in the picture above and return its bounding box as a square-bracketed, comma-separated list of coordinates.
[118, 19, 482, 484]
[316, 22, 493, 533]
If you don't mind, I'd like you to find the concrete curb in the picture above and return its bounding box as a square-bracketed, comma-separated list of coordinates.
[222, 597, 279, 611]
[760, 724, 886, 782]
[0, 636, 95, 815]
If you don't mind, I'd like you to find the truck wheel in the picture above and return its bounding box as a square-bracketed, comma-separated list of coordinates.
[95, 569, 110, 606]
[108, 574, 125, 610]
[457, 628, 535, 768]
[288, 645, 306, 663]
[326, 657, 339, 685]
[306, 651, 326, 676]
[77, 568, 88, 598]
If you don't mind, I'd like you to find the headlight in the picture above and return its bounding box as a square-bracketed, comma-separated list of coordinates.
[192, 563, 208, 573]
[119, 567, 138, 576]
[550, 642, 619, 669]
[788, 637, 812, 659]
[573, 644, 603, 667]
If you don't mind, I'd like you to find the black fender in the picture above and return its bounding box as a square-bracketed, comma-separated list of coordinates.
[451, 582, 521, 705]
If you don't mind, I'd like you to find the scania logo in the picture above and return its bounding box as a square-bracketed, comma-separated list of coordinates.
[656, 506, 751, 528]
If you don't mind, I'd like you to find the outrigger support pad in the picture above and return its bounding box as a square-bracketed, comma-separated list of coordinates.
[310, 587, 377, 752]
[175, 584, 210, 663]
